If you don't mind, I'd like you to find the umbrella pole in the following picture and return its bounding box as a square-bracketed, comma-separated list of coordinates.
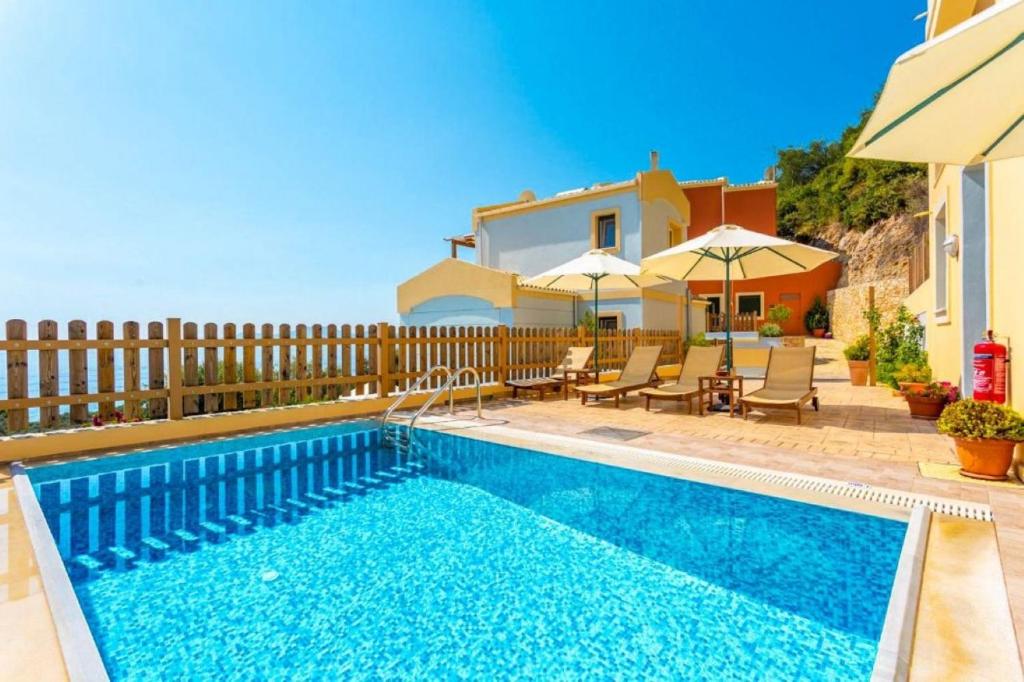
[725, 255, 732, 372]
[593, 277, 600, 376]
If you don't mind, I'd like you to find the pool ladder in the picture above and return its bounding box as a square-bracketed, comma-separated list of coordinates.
[379, 365, 482, 453]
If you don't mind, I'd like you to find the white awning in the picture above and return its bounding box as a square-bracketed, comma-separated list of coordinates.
[849, 0, 1024, 165]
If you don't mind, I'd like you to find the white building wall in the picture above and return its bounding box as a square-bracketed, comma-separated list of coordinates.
[478, 192, 642, 276]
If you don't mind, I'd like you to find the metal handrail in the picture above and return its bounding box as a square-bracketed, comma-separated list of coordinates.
[379, 365, 453, 430]
[408, 366, 483, 432]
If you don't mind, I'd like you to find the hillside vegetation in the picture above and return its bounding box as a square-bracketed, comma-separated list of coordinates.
[776, 107, 927, 239]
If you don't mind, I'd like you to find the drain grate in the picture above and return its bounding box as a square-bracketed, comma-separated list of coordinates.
[579, 427, 651, 441]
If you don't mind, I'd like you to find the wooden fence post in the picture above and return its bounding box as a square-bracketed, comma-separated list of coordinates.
[167, 318, 184, 420]
[122, 321, 141, 421]
[97, 321, 115, 420]
[378, 322, 392, 398]
[68, 320, 89, 424]
[38, 320, 60, 429]
[867, 286, 877, 386]
[497, 325, 510, 385]
[5, 319, 28, 432]
[148, 321, 167, 419]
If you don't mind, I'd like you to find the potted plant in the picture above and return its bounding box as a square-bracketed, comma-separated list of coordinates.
[804, 297, 829, 338]
[874, 305, 928, 390]
[902, 381, 959, 420]
[758, 322, 784, 347]
[937, 399, 1024, 480]
[892, 363, 932, 396]
[842, 335, 870, 386]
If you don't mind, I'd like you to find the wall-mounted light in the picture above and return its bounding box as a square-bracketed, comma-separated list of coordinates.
[943, 234, 960, 259]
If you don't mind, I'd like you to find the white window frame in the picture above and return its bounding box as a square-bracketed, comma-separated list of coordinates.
[934, 198, 949, 323]
[736, 292, 765, 319]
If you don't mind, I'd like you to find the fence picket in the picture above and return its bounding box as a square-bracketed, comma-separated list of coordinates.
[148, 322, 167, 418]
[97, 321, 115, 420]
[38, 320, 59, 429]
[203, 323, 219, 414]
[122, 321, 141, 421]
[223, 323, 238, 411]
[182, 323, 199, 416]
[242, 323, 256, 409]
[5, 320, 28, 431]
[279, 324, 292, 405]
[261, 323, 274, 407]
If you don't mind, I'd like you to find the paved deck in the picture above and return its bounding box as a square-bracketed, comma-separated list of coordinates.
[472, 339, 1024, 669]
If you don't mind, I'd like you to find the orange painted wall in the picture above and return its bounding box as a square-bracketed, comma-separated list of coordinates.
[682, 184, 841, 336]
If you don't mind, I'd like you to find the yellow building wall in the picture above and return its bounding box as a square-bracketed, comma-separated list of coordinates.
[988, 157, 1024, 408]
[916, 164, 964, 385]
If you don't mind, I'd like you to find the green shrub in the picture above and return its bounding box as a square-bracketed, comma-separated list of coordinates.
[804, 297, 829, 332]
[892, 363, 932, 385]
[685, 332, 712, 351]
[767, 304, 792, 326]
[759, 323, 784, 338]
[876, 305, 927, 389]
[937, 399, 1024, 441]
[843, 335, 870, 361]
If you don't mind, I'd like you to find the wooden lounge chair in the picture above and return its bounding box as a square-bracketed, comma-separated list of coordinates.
[739, 346, 820, 424]
[506, 346, 594, 400]
[638, 345, 724, 413]
[574, 345, 662, 407]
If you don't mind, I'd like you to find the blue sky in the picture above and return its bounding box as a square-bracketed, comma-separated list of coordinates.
[1, 1, 924, 325]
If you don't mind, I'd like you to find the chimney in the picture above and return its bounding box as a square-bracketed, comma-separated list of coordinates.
[649, 150, 659, 171]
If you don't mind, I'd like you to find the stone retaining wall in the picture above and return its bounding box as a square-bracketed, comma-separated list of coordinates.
[827, 278, 907, 342]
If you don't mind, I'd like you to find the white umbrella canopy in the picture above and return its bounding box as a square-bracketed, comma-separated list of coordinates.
[523, 249, 675, 370]
[523, 249, 674, 290]
[641, 224, 837, 281]
[848, 0, 1024, 165]
[642, 224, 838, 371]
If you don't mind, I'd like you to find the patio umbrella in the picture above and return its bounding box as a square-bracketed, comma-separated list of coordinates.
[640, 224, 837, 371]
[523, 249, 674, 370]
[848, 0, 1024, 164]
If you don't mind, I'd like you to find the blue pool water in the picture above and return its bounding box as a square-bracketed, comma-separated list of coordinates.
[29, 422, 907, 680]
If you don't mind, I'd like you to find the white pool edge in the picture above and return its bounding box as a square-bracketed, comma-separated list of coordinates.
[10, 462, 109, 682]
[871, 504, 932, 682]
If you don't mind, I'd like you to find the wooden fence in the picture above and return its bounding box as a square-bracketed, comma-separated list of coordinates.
[705, 312, 758, 333]
[0, 319, 682, 435]
[908, 230, 930, 294]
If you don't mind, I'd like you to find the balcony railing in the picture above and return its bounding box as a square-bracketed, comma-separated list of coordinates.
[706, 312, 758, 333]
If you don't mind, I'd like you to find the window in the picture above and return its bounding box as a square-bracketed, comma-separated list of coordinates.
[736, 293, 764, 317]
[668, 221, 683, 247]
[591, 208, 621, 252]
[597, 215, 616, 249]
[934, 203, 947, 317]
[597, 312, 620, 330]
[703, 294, 722, 315]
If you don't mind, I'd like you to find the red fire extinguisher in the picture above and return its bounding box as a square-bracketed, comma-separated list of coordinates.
[973, 330, 1008, 404]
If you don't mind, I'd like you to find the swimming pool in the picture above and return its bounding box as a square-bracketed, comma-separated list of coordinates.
[26, 421, 907, 680]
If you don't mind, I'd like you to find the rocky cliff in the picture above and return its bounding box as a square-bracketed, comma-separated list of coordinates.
[814, 215, 927, 341]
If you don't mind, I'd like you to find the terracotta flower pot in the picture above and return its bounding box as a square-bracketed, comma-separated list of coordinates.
[905, 395, 945, 420]
[954, 437, 1018, 481]
[847, 360, 869, 386]
[812, 328, 826, 338]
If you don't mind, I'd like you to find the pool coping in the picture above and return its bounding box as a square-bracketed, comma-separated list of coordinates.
[10, 462, 109, 682]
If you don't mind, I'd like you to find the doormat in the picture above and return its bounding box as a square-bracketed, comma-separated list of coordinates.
[918, 461, 1024, 489]
[580, 427, 650, 441]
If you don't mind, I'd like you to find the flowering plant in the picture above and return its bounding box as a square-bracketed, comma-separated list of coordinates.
[937, 399, 1024, 441]
[901, 381, 959, 402]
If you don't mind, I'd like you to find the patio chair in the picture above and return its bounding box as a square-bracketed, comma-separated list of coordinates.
[506, 346, 594, 400]
[638, 345, 724, 413]
[739, 346, 819, 424]
[574, 345, 662, 407]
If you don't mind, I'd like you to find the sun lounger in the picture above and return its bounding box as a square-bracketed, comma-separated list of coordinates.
[739, 346, 819, 424]
[574, 345, 662, 407]
[506, 346, 595, 400]
[638, 345, 724, 413]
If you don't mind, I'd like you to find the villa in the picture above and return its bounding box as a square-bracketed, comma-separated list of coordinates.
[397, 153, 840, 336]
